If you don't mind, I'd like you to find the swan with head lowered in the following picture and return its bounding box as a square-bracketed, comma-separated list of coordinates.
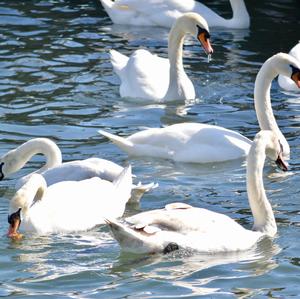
[106, 131, 288, 254]
[278, 42, 300, 92]
[100, 0, 250, 29]
[109, 12, 213, 102]
[99, 53, 300, 163]
[7, 166, 132, 239]
[0, 138, 156, 200]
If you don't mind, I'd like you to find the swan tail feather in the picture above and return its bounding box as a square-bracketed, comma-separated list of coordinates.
[109, 49, 128, 77]
[130, 182, 158, 203]
[98, 129, 134, 154]
[105, 218, 161, 254]
[112, 165, 132, 202]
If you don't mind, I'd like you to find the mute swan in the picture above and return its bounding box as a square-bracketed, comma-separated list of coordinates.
[100, 0, 250, 29]
[99, 53, 300, 163]
[106, 131, 288, 254]
[0, 138, 156, 199]
[7, 166, 132, 239]
[109, 12, 213, 102]
[278, 42, 300, 92]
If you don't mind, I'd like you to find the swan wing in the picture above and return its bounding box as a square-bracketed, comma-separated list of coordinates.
[114, 49, 170, 100]
[24, 167, 132, 234]
[125, 123, 251, 162]
[107, 203, 262, 253]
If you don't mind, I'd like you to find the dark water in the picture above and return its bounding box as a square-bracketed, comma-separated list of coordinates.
[0, 0, 300, 298]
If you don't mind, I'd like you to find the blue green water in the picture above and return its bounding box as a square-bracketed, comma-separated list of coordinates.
[0, 0, 300, 297]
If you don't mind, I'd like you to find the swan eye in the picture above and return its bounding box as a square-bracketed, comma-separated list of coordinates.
[0, 162, 4, 180]
[196, 25, 210, 41]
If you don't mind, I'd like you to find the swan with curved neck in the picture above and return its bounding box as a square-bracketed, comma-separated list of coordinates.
[110, 12, 213, 102]
[106, 131, 287, 254]
[0, 138, 156, 199]
[100, 0, 250, 29]
[278, 42, 300, 92]
[7, 166, 132, 238]
[100, 53, 300, 163]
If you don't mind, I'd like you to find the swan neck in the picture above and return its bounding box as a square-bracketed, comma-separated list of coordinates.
[10, 175, 46, 217]
[229, 0, 250, 27]
[246, 139, 276, 236]
[14, 139, 62, 173]
[168, 25, 185, 78]
[254, 60, 287, 153]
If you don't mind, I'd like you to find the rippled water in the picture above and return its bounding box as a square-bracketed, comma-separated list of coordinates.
[0, 0, 300, 298]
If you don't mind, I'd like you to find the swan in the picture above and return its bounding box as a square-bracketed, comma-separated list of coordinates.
[109, 12, 213, 102]
[7, 166, 132, 239]
[100, 0, 250, 29]
[105, 131, 288, 254]
[278, 41, 300, 92]
[99, 53, 300, 163]
[0, 138, 156, 199]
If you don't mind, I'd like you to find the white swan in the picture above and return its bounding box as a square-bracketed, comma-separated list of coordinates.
[109, 12, 213, 102]
[100, 0, 250, 29]
[7, 166, 132, 238]
[105, 131, 288, 254]
[278, 41, 300, 92]
[0, 138, 156, 199]
[99, 53, 300, 163]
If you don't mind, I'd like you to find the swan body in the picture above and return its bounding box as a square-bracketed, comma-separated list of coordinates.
[100, 123, 252, 163]
[8, 166, 132, 236]
[110, 12, 213, 102]
[100, 0, 250, 29]
[106, 131, 287, 254]
[0, 138, 156, 199]
[278, 42, 300, 92]
[100, 53, 300, 163]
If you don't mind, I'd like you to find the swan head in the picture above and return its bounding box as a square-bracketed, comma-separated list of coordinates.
[7, 174, 47, 240]
[0, 150, 20, 180]
[175, 12, 213, 55]
[261, 130, 288, 172]
[7, 208, 23, 240]
[272, 53, 300, 88]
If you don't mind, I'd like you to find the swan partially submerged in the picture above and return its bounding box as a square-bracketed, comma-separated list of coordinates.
[106, 131, 288, 254]
[0, 138, 157, 201]
[7, 166, 132, 239]
[100, 0, 250, 29]
[109, 12, 213, 102]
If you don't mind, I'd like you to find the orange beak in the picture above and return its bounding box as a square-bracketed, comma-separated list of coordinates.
[291, 71, 300, 88]
[198, 32, 213, 56]
[7, 219, 23, 240]
[7, 209, 23, 240]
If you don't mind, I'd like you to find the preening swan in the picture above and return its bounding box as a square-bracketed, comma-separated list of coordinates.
[278, 42, 300, 92]
[0, 138, 156, 199]
[109, 12, 213, 102]
[100, 0, 250, 29]
[7, 166, 132, 238]
[100, 53, 300, 163]
[106, 131, 288, 254]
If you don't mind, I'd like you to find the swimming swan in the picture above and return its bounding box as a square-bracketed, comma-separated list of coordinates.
[7, 166, 132, 238]
[0, 138, 156, 199]
[99, 53, 300, 163]
[106, 131, 288, 254]
[100, 0, 250, 29]
[109, 12, 213, 102]
[278, 41, 300, 92]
